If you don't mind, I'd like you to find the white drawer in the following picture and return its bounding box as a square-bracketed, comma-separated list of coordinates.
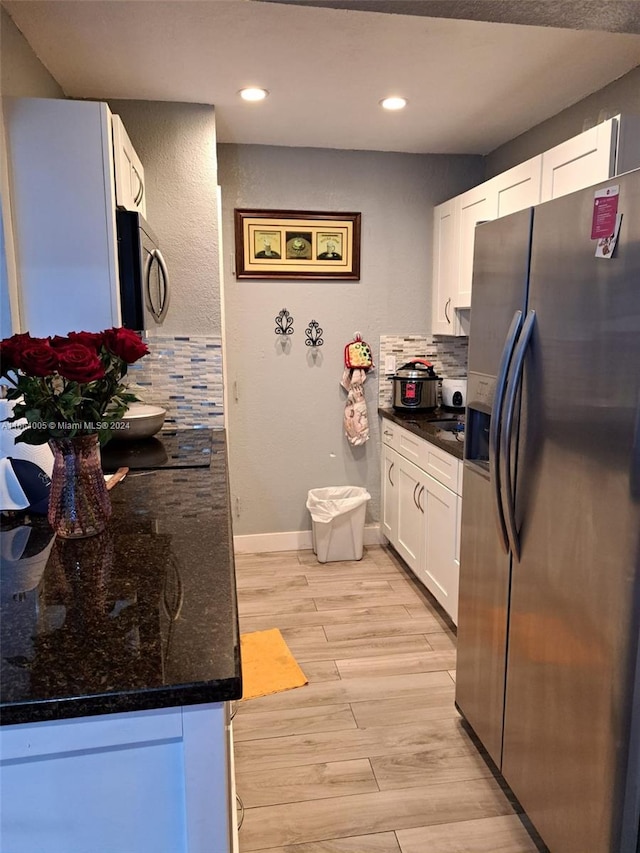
[382, 420, 463, 495]
[419, 440, 461, 493]
[381, 420, 398, 449]
[0, 706, 184, 761]
[396, 424, 423, 465]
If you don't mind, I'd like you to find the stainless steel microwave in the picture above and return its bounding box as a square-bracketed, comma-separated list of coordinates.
[116, 210, 170, 330]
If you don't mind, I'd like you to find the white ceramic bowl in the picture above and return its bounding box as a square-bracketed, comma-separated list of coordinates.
[114, 403, 167, 440]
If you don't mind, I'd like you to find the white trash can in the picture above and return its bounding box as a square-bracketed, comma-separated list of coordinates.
[306, 486, 371, 563]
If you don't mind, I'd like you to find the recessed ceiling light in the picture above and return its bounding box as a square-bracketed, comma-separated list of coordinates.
[380, 96, 408, 111]
[239, 87, 269, 102]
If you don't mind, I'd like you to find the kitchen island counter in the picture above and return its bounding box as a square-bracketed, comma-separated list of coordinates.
[379, 407, 465, 460]
[0, 429, 241, 726]
[0, 431, 241, 853]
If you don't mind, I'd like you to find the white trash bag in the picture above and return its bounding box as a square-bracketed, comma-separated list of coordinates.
[306, 486, 370, 523]
[306, 487, 371, 563]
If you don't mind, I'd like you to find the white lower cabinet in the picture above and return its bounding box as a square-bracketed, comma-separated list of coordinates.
[420, 472, 460, 624]
[0, 702, 237, 853]
[381, 421, 462, 624]
[381, 445, 398, 543]
[395, 453, 424, 573]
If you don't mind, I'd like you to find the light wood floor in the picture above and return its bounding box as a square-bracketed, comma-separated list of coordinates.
[234, 545, 543, 853]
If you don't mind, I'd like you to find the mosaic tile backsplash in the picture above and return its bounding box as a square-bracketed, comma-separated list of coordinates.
[378, 334, 468, 407]
[127, 334, 224, 429]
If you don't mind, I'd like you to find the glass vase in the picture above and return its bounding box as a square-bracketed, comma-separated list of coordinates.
[48, 435, 112, 539]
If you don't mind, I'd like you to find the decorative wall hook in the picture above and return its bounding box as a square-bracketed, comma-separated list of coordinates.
[275, 309, 294, 336]
[305, 320, 324, 347]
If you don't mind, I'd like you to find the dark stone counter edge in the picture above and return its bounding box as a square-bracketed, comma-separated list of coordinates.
[1, 670, 243, 727]
[378, 408, 465, 461]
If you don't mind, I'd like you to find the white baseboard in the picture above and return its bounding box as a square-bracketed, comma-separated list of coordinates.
[233, 524, 382, 554]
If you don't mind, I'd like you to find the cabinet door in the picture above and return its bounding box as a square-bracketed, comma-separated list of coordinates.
[431, 198, 459, 335]
[395, 455, 424, 573]
[420, 473, 459, 624]
[540, 118, 616, 202]
[0, 703, 233, 853]
[381, 446, 399, 545]
[494, 156, 542, 218]
[112, 114, 146, 217]
[456, 182, 497, 309]
[5, 98, 120, 336]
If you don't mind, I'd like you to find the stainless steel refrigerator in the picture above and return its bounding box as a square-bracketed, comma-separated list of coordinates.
[456, 167, 640, 853]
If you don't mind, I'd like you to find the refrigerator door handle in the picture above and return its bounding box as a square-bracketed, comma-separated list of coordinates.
[489, 309, 523, 554]
[500, 309, 536, 560]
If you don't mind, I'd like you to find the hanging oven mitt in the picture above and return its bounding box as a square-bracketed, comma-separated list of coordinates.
[344, 334, 374, 370]
[341, 367, 370, 446]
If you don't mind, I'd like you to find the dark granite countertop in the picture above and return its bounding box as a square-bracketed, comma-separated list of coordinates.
[101, 428, 213, 472]
[379, 407, 465, 461]
[0, 431, 241, 726]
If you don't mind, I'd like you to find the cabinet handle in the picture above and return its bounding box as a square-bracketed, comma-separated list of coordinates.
[413, 482, 420, 510]
[388, 462, 395, 487]
[444, 298, 451, 324]
[236, 794, 245, 830]
[384, 429, 393, 437]
[133, 164, 144, 206]
[418, 485, 425, 513]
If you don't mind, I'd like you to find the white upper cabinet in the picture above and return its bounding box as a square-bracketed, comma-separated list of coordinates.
[454, 156, 542, 311]
[5, 98, 121, 336]
[455, 182, 498, 309]
[431, 115, 640, 333]
[112, 114, 146, 217]
[494, 155, 543, 218]
[540, 115, 640, 202]
[540, 118, 616, 202]
[432, 198, 460, 335]
[440, 156, 542, 314]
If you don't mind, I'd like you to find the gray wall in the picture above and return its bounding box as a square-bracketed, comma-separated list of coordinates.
[0, 7, 64, 98]
[486, 65, 640, 177]
[218, 144, 483, 535]
[107, 100, 221, 337]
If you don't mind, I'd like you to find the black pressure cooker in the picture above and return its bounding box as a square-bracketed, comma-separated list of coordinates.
[392, 360, 440, 411]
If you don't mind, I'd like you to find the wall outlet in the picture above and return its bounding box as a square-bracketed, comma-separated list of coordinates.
[384, 355, 397, 375]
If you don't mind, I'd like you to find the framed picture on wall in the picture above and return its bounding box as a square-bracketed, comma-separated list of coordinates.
[234, 209, 361, 280]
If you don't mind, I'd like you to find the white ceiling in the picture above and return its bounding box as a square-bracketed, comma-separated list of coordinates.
[4, 0, 640, 154]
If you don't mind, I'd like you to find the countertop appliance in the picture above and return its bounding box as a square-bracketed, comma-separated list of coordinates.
[116, 210, 170, 330]
[441, 378, 467, 411]
[456, 169, 640, 853]
[392, 360, 440, 411]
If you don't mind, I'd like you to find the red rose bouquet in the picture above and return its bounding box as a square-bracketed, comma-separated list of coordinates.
[0, 327, 149, 445]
